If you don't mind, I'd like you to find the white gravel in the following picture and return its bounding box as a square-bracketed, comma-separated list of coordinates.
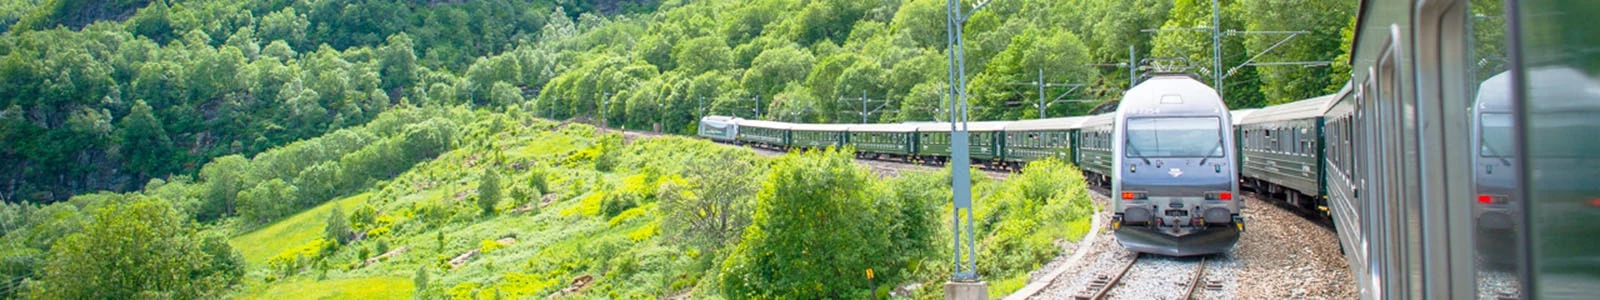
[1475, 263, 1522, 299]
[1028, 192, 1356, 299]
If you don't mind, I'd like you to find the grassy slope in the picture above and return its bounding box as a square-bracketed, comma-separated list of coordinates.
[232, 193, 372, 266]
[241, 277, 413, 300]
[226, 114, 1097, 299]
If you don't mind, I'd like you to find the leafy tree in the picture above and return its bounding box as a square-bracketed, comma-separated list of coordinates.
[35, 197, 239, 299]
[238, 179, 296, 225]
[326, 205, 351, 245]
[413, 265, 430, 300]
[478, 169, 502, 216]
[672, 36, 733, 74]
[1241, 0, 1354, 104]
[741, 44, 816, 99]
[890, 0, 948, 49]
[197, 155, 249, 222]
[718, 148, 890, 298]
[660, 149, 758, 249]
[118, 100, 176, 183]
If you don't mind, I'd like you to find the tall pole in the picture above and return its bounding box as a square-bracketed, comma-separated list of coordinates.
[946, 0, 980, 286]
[1130, 45, 1138, 87]
[861, 89, 869, 123]
[1212, 0, 1223, 93]
[1038, 69, 1046, 118]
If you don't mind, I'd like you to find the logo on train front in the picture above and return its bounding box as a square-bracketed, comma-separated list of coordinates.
[1169, 168, 1183, 178]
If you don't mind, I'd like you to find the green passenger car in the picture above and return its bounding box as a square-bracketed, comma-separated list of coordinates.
[789, 123, 852, 150]
[1003, 116, 1089, 169]
[847, 123, 918, 156]
[735, 119, 792, 148]
[910, 121, 1010, 166]
[1237, 95, 1334, 206]
[1075, 113, 1116, 185]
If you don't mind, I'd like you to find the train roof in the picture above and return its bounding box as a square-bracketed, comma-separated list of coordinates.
[700, 115, 741, 124]
[909, 121, 1011, 132]
[1229, 109, 1259, 125]
[1237, 94, 1337, 125]
[1079, 112, 1116, 128]
[734, 119, 794, 129]
[1525, 66, 1600, 113]
[788, 123, 854, 132]
[1004, 116, 1090, 131]
[846, 123, 919, 133]
[1118, 75, 1226, 115]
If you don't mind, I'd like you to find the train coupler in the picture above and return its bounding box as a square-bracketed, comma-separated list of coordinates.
[1234, 216, 1246, 232]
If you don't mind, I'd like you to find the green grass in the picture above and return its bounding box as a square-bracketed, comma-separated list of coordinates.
[232, 193, 372, 266]
[241, 277, 413, 300]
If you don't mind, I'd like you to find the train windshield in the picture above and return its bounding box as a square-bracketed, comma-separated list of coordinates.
[1479, 113, 1513, 157]
[1125, 117, 1223, 158]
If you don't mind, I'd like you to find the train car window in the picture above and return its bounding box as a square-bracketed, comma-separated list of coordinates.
[1268, 129, 1277, 153]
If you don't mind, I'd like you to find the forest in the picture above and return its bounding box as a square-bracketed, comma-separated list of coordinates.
[0, 0, 1353, 298]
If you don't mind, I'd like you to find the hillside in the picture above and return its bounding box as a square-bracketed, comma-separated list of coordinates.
[0, 0, 1353, 297]
[0, 0, 1352, 204]
[217, 109, 1095, 298]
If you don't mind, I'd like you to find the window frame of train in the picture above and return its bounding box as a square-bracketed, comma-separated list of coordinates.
[1414, 0, 1489, 298]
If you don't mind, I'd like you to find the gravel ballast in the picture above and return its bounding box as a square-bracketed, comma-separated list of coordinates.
[1029, 192, 1357, 299]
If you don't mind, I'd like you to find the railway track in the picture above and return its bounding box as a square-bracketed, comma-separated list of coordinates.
[1072, 253, 1213, 300]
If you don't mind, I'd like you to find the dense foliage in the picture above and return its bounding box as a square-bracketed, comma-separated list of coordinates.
[718, 148, 895, 298]
[0, 0, 1354, 203]
[0, 0, 1354, 297]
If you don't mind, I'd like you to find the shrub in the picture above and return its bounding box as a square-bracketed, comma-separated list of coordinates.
[478, 169, 503, 216]
[718, 148, 891, 298]
[326, 206, 351, 245]
[601, 189, 640, 218]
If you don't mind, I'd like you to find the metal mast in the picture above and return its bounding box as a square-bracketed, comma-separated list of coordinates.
[946, 0, 984, 284]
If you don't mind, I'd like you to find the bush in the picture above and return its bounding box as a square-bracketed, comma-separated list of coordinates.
[478, 169, 502, 216]
[718, 148, 891, 298]
[326, 206, 351, 245]
[601, 189, 640, 218]
[972, 158, 1093, 281]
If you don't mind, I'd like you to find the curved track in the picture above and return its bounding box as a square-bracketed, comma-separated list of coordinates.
[1073, 253, 1209, 300]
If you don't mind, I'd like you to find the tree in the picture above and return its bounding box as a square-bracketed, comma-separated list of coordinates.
[118, 100, 176, 182]
[35, 197, 239, 299]
[326, 206, 351, 245]
[718, 149, 891, 298]
[413, 265, 430, 300]
[238, 179, 297, 225]
[890, 0, 948, 49]
[671, 36, 732, 74]
[741, 45, 816, 98]
[198, 155, 250, 222]
[660, 150, 759, 249]
[1241, 0, 1354, 104]
[478, 169, 502, 216]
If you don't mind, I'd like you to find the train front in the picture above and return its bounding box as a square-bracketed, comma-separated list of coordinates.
[1111, 75, 1243, 257]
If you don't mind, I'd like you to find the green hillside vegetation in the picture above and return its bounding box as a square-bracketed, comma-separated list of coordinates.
[0, 86, 1092, 298]
[0, 0, 1349, 297]
[232, 192, 370, 266]
[1, 0, 1353, 204]
[208, 108, 1094, 298]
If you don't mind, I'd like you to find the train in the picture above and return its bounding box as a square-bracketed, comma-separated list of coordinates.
[1105, 74, 1241, 257]
[696, 0, 1599, 297]
[696, 73, 1247, 257]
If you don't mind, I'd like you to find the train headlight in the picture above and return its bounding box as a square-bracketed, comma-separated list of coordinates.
[1130, 165, 1137, 173]
[1121, 191, 1148, 200]
[1205, 191, 1233, 201]
[1476, 194, 1508, 204]
[1214, 164, 1222, 173]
